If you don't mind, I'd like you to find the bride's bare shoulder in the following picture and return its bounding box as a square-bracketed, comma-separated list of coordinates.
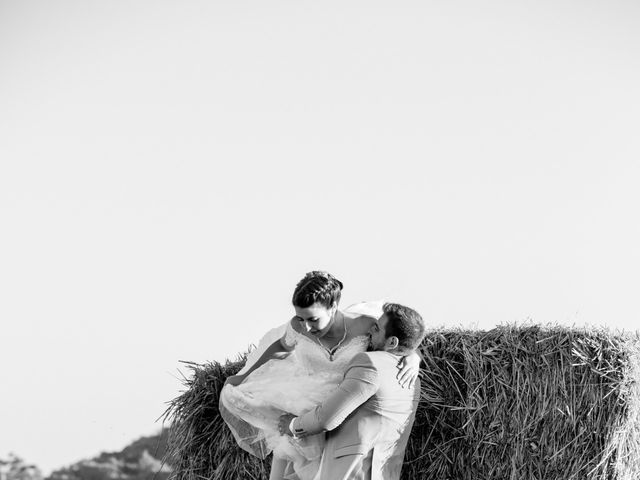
[345, 312, 376, 336]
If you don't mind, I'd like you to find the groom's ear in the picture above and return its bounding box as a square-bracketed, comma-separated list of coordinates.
[386, 336, 399, 351]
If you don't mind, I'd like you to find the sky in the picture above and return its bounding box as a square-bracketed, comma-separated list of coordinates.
[1, 0, 639, 475]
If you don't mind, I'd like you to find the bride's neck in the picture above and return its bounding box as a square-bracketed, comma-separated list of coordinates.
[324, 311, 345, 339]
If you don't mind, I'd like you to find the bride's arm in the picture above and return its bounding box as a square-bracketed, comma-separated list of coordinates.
[225, 321, 296, 386]
[396, 350, 422, 389]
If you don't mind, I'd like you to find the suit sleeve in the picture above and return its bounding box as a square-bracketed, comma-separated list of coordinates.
[292, 353, 380, 436]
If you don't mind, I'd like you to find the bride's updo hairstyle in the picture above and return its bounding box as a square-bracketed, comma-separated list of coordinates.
[292, 271, 344, 309]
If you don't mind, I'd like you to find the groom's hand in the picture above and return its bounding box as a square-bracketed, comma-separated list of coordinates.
[278, 413, 296, 436]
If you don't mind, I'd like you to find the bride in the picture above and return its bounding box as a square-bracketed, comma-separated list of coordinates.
[219, 271, 421, 480]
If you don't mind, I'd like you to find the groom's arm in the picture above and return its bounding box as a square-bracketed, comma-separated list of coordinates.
[290, 352, 380, 437]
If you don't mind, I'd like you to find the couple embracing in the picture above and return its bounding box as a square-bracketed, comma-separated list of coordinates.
[219, 271, 426, 480]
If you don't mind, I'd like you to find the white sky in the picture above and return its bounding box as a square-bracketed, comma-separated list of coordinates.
[1, 0, 639, 474]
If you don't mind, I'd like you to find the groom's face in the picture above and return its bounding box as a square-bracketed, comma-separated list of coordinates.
[368, 314, 390, 351]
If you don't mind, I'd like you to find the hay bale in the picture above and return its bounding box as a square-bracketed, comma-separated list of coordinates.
[162, 357, 271, 480]
[163, 326, 640, 480]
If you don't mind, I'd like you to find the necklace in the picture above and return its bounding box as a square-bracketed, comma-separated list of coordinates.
[315, 312, 348, 361]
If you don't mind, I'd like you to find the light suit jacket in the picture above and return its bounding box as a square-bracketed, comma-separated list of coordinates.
[291, 351, 420, 480]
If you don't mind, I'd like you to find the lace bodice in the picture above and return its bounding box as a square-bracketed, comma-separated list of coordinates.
[283, 322, 369, 380]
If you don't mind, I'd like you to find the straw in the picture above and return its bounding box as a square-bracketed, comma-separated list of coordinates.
[163, 325, 640, 480]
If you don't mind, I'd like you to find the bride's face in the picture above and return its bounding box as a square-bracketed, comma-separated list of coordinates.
[294, 302, 336, 338]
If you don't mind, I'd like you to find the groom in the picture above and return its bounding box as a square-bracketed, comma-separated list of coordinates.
[278, 303, 425, 480]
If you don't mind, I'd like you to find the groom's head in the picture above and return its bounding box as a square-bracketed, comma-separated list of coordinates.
[368, 303, 425, 355]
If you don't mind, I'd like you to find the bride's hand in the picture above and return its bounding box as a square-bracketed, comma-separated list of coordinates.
[224, 374, 247, 387]
[396, 351, 421, 389]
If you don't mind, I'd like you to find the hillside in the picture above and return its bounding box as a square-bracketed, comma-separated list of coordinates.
[46, 431, 171, 480]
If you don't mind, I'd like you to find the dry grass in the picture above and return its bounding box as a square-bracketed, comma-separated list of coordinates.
[161, 356, 271, 480]
[163, 325, 640, 480]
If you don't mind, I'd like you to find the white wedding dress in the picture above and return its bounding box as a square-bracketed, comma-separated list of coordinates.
[219, 302, 384, 480]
